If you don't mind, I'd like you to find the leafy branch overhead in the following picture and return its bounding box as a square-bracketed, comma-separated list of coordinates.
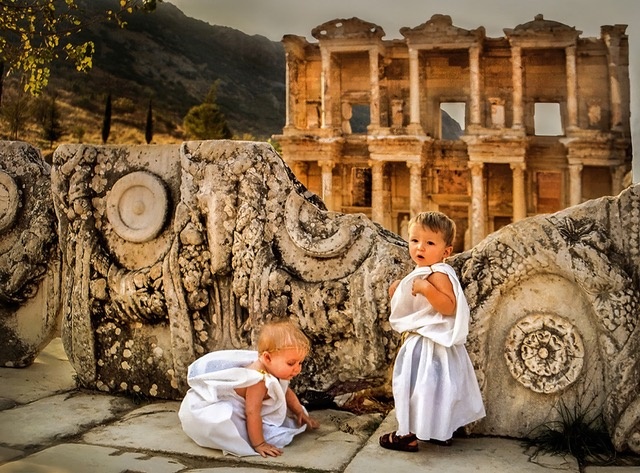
[0, 0, 161, 95]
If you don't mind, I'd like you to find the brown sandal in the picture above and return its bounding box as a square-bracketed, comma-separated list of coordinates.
[379, 431, 419, 452]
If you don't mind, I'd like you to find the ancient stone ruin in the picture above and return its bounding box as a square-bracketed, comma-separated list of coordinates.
[450, 183, 640, 454]
[49, 140, 411, 400]
[1, 138, 639, 454]
[0, 141, 60, 367]
[275, 14, 632, 250]
[0, 12, 638, 455]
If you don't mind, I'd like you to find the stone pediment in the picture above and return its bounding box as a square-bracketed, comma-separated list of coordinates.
[504, 14, 581, 48]
[400, 14, 485, 48]
[311, 17, 385, 41]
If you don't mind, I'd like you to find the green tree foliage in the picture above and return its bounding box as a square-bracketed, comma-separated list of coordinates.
[145, 98, 153, 144]
[0, 0, 160, 96]
[102, 92, 111, 144]
[183, 82, 232, 140]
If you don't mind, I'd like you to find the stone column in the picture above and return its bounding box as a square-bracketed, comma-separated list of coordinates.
[284, 54, 295, 128]
[408, 47, 421, 129]
[369, 48, 380, 128]
[611, 165, 627, 195]
[511, 46, 523, 130]
[320, 48, 333, 129]
[469, 162, 486, 246]
[603, 28, 623, 130]
[565, 46, 578, 130]
[568, 163, 583, 206]
[369, 160, 386, 224]
[407, 162, 423, 218]
[291, 161, 309, 187]
[510, 162, 527, 221]
[469, 44, 481, 127]
[320, 160, 335, 210]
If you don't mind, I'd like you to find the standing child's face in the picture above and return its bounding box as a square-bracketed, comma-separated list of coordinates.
[408, 223, 452, 267]
[262, 348, 307, 380]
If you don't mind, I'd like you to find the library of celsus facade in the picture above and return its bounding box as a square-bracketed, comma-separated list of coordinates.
[274, 14, 632, 250]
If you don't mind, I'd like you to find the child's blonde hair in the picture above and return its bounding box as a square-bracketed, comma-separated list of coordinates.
[257, 320, 311, 354]
[409, 211, 456, 247]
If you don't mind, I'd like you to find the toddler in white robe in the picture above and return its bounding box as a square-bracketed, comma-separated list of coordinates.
[380, 211, 485, 452]
[179, 320, 319, 457]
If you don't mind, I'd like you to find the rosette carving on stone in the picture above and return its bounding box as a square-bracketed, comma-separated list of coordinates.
[504, 314, 584, 394]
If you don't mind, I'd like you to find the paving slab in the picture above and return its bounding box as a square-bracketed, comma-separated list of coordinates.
[344, 410, 580, 473]
[0, 338, 76, 404]
[82, 401, 382, 471]
[186, 469, 299, 472]
[0, 391, 135, 448]
[0, 443, 185, 473]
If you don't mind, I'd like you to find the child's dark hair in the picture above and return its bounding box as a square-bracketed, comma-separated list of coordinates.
[409, 211, 456, 247]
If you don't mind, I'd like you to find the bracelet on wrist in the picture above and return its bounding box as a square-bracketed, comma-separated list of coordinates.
[252, 440, 267, 449]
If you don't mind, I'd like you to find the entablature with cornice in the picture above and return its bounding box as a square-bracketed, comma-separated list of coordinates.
[504, 14, 581, 49]
[400, 14, 485, 50]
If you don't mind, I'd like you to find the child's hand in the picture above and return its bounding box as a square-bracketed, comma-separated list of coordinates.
[389, 279, 401, 298]
[254, 441, 283, 457]
[411, 278, 430, 297]
[296, 411, 320, 429]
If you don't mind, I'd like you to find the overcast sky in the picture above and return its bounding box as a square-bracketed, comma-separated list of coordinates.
[169, 0, 639, 181]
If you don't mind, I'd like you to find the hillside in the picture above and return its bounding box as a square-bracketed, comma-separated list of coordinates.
[1, 0, 287, 147]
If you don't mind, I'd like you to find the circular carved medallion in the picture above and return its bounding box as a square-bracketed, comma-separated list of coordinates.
[106, 171, 168, 243]
[0, 171, 19, 232]
[504, 314, 584, 394]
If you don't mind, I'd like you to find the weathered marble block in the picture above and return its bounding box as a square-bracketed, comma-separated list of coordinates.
[51, 141, 411, 401]
[0, 141, 61, 367]
[5, 137, 639, 455]
[450, 183, 640, 454]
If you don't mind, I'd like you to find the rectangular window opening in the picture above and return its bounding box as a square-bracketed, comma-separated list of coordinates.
[352, 167, 372, 207]
[440, 102, 465, 140]
[350, 104, 371, 134]
[534, 103, 563, 136]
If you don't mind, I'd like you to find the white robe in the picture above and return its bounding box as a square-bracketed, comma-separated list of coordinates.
[178, 350, 307, 456]
[389, 263, 485, 441]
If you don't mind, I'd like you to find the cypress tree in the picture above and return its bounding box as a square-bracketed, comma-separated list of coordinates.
[102, 92, 111, 144]
[42, 94, 63, 148]
[145, 98, 153, 144]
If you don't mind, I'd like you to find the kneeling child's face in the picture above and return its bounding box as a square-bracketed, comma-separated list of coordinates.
[264, 348, 307, 380]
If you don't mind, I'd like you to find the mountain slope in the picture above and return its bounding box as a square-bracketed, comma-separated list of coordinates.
[45, 0, 286, 142]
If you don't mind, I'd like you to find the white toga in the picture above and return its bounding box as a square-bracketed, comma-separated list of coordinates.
[178, 350, 307, 456]
[389, 263, 485, 441]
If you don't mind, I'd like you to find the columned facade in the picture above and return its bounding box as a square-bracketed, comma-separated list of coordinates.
[276, 15, 632, 251]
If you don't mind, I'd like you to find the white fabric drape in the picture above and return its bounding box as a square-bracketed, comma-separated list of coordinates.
[389, 263, 485, 441]
[178, 350, 307, 456]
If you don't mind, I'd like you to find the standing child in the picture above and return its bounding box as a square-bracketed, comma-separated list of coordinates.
[379, 211, 485, 452]
[179, 320, 319, 457]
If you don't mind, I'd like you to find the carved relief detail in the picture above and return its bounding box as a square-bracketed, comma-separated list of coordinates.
[504, 314, 584, 394]
[0, 171, 19, 232]
[106, 171, 169, 243]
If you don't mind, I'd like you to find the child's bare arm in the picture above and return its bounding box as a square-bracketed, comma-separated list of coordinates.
[286, 387, 319, 429]
[389, 279, 401, 298]
[412, 272, 456, 316]
[245, 381, 283, 457]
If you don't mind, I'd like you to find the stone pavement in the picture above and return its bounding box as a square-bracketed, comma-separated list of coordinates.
[1, 338, 639, 473]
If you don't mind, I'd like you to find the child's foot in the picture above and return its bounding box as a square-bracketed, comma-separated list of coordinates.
[428, 438, 453, 447]
[379, 431, 419, 452]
